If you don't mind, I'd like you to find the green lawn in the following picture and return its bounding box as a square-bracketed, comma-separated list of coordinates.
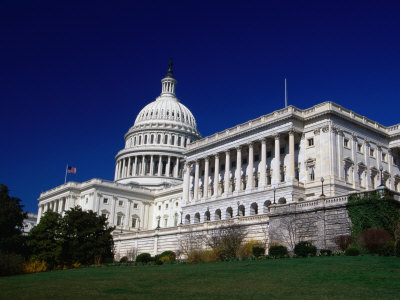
[1, 256, 400, 299]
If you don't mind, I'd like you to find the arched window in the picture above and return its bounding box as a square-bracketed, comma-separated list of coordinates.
[157, 135, 161, 144]
[214, 209, 221, 221]
[178, 136, 182, 146]
[204, 210, 210, 221]
[238, 205, 245, 217]
[263, 200, 272, 213]
[226, 207, 233, 219]
[164, 135, 168, 144]
[278, 197, 286, 204]
[250, 203, 258, 215]
[185, 214, 190, 225]
[144, 135, 147, 144]
[138, 136, 142, 145]
[194, 213, 200, 224]
[133, 137, 136, 146]
[298, 198, 305, 202]
[151, 135, 154, 144]
[171, 135, 175, 145]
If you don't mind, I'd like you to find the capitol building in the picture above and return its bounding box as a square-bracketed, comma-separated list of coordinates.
[37, 62, 400, 257]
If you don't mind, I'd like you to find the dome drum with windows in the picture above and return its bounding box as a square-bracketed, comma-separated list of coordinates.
[114, 61, 201, 189]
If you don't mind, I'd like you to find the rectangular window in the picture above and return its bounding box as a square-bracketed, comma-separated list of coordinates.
[308, 138, 314, 147]
[344, 167, 350, 183]
[119, 200, 123, 207]
[267, 174, 271, 185]
[344, 138, 349, 148]
[166, 204, 168, 209]
[132, 218, 137, 228]
[117, 215, 122, 226]
[102, 213, 107, 219]
[164, 219, 168, 227]
[103, 198, 108, 204]
[280, 170, 285, 182]
[370, 148, 375, 157]
[357, 143, 363, 153]
[308, 166, 315, 181]
[133, 203, 138, 209]
[382, 153, 387, 162]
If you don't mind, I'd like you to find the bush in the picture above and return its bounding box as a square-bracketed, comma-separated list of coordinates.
[136, 253, 152, 264]
[294, 241, 317, 257]
[187, 250, 219, 264]
[396, 241, 400, 257]
[345, 247, 360, 256]
[269, 245, 288, 258]
[334, 235, 353, 251]
[238, 240, 262, 259]
[159, 251, 176, 262]
[319, 249, 332, 256]
[358, 229, 393, 254]
[253, 246, 265, 257]
[22, 259, 47, 274]
[0, 252, 24, 276]
[119, 256, 128, 263]
[378, 241, 395, 256]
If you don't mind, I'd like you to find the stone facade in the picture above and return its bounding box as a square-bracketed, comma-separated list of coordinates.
[37, 63, 400, 257]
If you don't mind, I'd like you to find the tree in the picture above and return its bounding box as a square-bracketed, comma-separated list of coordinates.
[0, 184, 27, 254]
[61, 207, 114, 265]
[27, 211, 63, 268]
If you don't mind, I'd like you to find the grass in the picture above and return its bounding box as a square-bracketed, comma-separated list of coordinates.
[1, 256, 400, 299]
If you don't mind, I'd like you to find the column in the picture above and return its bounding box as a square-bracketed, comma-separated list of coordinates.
[139, 156, 144, 175]
[174, 157, 180, 178]
[337, 130, 343, 179]
[224, 150, 230, 196]
[388, 150, 394, 190]
[122, 158, 127, 177]
[204, 157, 209, 199]
[150, 155, 154, 176]
[214, 154, 220, 197]
[247, 143, 254, 190]
[166, 156, 171, 177]
[183, 162, 190, 203]
[351, 135, 357, 188]
[111, 197, 117, 225]
[235, 147, 242, 193]
[364, 140, 371, 189]
[158, 155, 162, 176]
[132, 156, 137, 176]
[273, 134, 280, 184]
[194, 160, 200, 201]
[143, 204, 148, 229]
[114, 161, 118, 180]
[127, 157, 132, 177]
[125, 200, 131, 230]
[259, 139, 267, 189]
[289, 130, 295, 181]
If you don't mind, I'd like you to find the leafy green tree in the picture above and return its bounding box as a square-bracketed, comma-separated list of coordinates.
[61, 207, 114, 265]
[27, 211, 63, 268]
[0, 184, 27, 254]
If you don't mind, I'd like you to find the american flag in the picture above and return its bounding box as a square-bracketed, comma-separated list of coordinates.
[67, 166, 76, 174]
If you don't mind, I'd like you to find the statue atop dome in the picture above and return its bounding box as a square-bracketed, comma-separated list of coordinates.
[166, 58, 174, 78]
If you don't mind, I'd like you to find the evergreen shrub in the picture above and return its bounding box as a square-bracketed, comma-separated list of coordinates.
[294, 241, 317, 257]
[136, 253, 152, 264]
[253, 246, 265, 257]
[344, 247, 360, 256]
[119, 256, 128, 263]
[268, 245, 288, 258]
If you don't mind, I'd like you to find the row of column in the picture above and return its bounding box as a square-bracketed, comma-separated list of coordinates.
[115, 155, 182, 180]
[128, 132, 190, 148]
[38, 197, 68, 222]
[183, 131, 296, 202]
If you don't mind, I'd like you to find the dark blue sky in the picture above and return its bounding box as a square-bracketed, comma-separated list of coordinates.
[1, 1, 399, 213]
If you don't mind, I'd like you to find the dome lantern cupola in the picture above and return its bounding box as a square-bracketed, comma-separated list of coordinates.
[160, 59, 177, 96]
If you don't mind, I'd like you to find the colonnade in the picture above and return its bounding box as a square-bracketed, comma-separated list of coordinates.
[183, 131, 297, 203]
[38, 197, 67, 220]
[115, 155, 183, 180]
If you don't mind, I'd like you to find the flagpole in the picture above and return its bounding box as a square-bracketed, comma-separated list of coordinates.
[285, 78, 287, 108]
[64, 164, 68, 184]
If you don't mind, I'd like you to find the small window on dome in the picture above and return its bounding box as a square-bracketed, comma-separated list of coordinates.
[167, 111, 169, 116]
[172, 111, 175, 117]
[178, 136, 181, 146]
[157, 135, 161, 144]
[177, 112, 180, 119]
[164, 135, 168, 144]
[151, 135, 154, 144]
[171, 135, 175, 145]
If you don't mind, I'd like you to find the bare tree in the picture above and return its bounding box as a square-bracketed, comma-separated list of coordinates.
[126, 247, 137, 262]
[178, 231, 204, 258]
[205, 223, 247, 259]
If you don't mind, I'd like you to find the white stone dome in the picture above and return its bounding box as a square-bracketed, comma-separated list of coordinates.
[134, 96, 197, 131]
